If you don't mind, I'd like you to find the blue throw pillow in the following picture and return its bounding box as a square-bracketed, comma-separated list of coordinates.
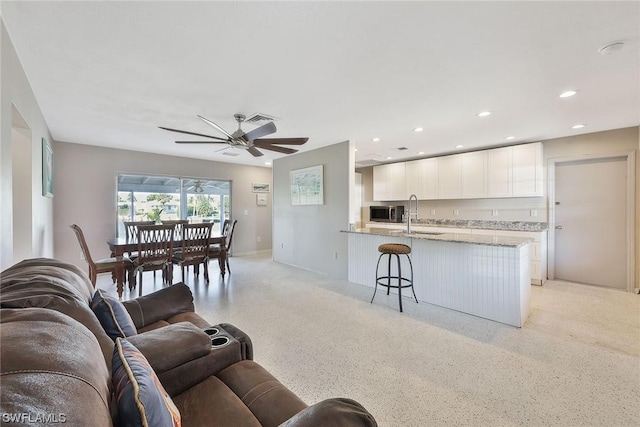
[91, 289, 137, 340]
[112, 338, 181, 427]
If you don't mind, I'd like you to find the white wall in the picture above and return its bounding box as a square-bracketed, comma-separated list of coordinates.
[1, 19, 55, 269]
[272, 141, 352, 279]
[53, 142, 273, 267]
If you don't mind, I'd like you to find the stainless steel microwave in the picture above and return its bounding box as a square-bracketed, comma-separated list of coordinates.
[370, 205, 405, 223]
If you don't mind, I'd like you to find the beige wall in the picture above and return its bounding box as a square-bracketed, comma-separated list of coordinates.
[1, 19, 55, 269]
[53, 142, 272, 267]
[272, 141, 352, 279]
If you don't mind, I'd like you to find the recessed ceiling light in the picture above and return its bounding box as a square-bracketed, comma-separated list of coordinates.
[372, 137, 380, 142]
[418, 151, 425, 155]
[572, 124, 586, 129]
[477, 111, 491, 117]
[413, 127, 423, 132]
[505, 136, 515, 140]
[264, 161, 271, 166]
[559, 90, 577, 98]
[455, 145, 464, 149]
[386, 157, 393, 160]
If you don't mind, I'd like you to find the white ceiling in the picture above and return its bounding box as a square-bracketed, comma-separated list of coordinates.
[2, 1, 639, 168]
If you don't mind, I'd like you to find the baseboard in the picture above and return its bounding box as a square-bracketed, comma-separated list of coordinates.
[231, 249, 272, 257]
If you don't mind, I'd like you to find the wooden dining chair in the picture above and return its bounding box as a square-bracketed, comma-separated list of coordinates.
[172, 223, 213, 283]
[70, 224, 133, 287]
[161, 219, 188, 238]
[209, 219, 237, 274]
[132, 224, 175, 296]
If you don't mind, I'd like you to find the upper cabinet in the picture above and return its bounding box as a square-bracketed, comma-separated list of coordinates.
[373, 142, 543, 201]
[512, 143, 544, 197]
[487, 146, 512, 197]
[373, 162, 406, 201]
[460, 150, 487, 198]
[405, 158, 438, 200]
[437, 154, 462, 199]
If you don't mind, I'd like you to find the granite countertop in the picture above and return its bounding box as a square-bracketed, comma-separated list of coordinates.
[343, 227, 533, 248]
[376, 219, 548, 232]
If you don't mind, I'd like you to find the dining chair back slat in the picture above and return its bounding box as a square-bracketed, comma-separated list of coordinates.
[133, 224, 175, 295]
[173, 223, 213, 283]
[161, 219, 189, 239]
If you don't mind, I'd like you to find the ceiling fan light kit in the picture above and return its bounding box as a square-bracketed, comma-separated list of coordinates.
[159, 113, 309, 158]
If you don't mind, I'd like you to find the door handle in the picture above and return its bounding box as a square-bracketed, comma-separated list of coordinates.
[555, 225, 563, 230]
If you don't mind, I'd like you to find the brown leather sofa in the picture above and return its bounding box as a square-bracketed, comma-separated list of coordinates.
[0, 258, 376, 426]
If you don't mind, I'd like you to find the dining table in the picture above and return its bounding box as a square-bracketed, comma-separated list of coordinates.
[107, 234, 226, 298]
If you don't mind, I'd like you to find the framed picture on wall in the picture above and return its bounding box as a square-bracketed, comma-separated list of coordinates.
[42, 138, 54, 198]
[252, 183, 270, 193]
[290, 164, 323, 205]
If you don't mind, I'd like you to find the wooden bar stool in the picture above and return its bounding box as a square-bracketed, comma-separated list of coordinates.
[371, 243, 418, 312]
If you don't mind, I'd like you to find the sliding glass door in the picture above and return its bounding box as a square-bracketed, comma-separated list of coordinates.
[116, 174, 231, 237]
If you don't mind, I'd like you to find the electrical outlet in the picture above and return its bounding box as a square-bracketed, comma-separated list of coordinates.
[530, 209, 537, 217]
[243, 209, 249, 216]
[492, 209, 498, 217]
[430, 209, 436, 216]
[280, 242, 284, 249]
[257, 236, 261, 242]
[453, 209, 459, 216]
[333, 251, 338, 260]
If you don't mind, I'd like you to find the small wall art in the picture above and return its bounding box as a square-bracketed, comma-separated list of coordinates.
[290, 164, 323, 205]
[42, 138, 54, 198]
[252, 183, 270, 193]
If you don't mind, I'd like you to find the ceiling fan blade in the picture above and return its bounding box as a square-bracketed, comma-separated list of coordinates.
[247, 146, 264, 157]
[174, 140, 228, 144]
[159, 126, 230, 142]
[256, 145, 298, 155]
[197, 115, 234, 139]
[254, 137, 309, 146]
[242, 121, 277, 142]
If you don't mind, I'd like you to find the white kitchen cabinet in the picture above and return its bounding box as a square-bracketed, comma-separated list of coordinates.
[437, 154, 462, 199]
[372, 164, 387, 201]
[374, 163, 407, 201]
[387, 162, 406, 200]
[405, 158, 438, 199]
[512, 142, 544, 197]
[373, 142, 543, 201]
[487, 146, 513, 197]
[460, 150, 487, 198]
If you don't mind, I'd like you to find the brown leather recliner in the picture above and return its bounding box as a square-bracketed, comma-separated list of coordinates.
[0, 258, 376, 426]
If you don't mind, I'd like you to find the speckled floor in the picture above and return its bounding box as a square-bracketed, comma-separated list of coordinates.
[101, 253, 640, 426]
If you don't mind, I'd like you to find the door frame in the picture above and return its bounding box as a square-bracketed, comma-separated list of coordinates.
[547, 151, 636, 292]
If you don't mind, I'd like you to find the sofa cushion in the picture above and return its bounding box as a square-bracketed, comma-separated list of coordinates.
[122, 283, 195, 330]
[0, 308, 113, 426]
[217, 360, 308, 427]
[92, 289, 137, 340]
[0, 259, 115, 368]
[113, 338, 181, 427]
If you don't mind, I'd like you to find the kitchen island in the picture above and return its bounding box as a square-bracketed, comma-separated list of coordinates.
[344, 228, 533, 327]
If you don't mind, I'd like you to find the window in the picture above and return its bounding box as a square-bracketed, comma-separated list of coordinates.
[116, 174, 231, 237]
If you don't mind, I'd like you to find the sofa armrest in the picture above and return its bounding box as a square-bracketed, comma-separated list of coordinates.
[126, 322, 210, 373]
[279, 398, 377, 427]
[122, 283, 194, 330]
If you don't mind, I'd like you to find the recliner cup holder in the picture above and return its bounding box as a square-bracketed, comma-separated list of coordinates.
[204, 327, 219, 336]
[211, 336, 230, 348]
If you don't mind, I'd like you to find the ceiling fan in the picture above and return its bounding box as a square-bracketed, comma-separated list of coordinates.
[159, 114, 309, 157]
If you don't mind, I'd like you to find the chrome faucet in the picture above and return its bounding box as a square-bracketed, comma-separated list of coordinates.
[407, 194, 418, 233]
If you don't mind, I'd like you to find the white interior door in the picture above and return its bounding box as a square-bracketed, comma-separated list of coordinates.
[554, 157, 627, 289]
